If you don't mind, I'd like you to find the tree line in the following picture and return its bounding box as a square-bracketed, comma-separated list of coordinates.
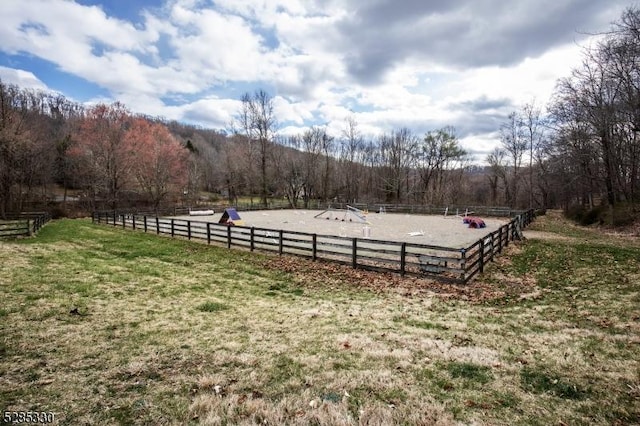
[231, 90, 471, 208]
[1, 7, 638, 222]
[0, 82, 476, 216]
[0, 88, 189, 217]
[546, 7, 640, 216]
[478, 6, 640, 223]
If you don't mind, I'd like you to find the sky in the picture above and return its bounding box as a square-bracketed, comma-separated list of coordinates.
[0, 0, 633, 161]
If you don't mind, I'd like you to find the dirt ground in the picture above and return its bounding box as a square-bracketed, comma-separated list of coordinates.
[175, 209, 509, 249]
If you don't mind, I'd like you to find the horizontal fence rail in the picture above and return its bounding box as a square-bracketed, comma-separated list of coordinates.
[0, 212, 51, 238]
[93, 208, 535, 284]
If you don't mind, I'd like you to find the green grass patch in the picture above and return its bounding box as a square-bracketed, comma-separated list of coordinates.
[446, 361, 493, 384]
[520, 366, 589, 400]
[196, 301, 229, 313]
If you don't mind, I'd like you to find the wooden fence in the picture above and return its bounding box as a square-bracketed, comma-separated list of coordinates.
[462, 210, 535, 281]
[0, 212, 51, 238]
[93, 209, 535, 283]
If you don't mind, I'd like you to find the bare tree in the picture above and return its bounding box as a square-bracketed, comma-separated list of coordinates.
[300, 127, 325, 207]
[49, 94, 83, 210]
[547, 7, 640, 217]
[236, 90, 277, 207]
[319, 127, 334, 202]
[417, 127, 467, 205]
[125, 118, 189, 211]
[72, 102, 133, 209]
[361, 139, 380, 201]
[605, 8, 640, 207]
[339, 115, 364, 202]
[0, 81, 35, 216]
[500, 112, 528, 207]
[377, 128, 417, 203]
[273, 136, 305, 208]
[486, 147, 509, 206]
[520, 102, 544, 208]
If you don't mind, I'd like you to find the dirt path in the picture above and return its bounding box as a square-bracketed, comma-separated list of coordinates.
[522, 230, 574, 241]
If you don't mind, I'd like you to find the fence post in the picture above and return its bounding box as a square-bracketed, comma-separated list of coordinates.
[250, 227, 255, 251]
[132, 215, 136, 230]
[486, 233, 492, 261]
[171, 219, 175, 237]
[460, 248, 467, 282]
[227, 225, 231, 249]
[113, 211, 117, 226]
[122, 215, 126, 229]
[206, 222, 211, 245]
[156, 217, 160, 235]
[490, 232, 495, 261]
[278, 230, 283, 255]
[187, 221, 192, 240]
[352, 238, 358, 269]
[505, 223, 510, 247]
[479, 239, 485, 274]
[312, 234, 317, 260]
[144, 216, 147, 233]
[400, 242, 406, 277]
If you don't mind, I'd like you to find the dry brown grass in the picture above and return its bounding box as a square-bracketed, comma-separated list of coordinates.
[1, 216, 639, 425]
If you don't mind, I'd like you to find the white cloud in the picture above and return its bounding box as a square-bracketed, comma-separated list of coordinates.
[178, 96, 242, 128]
[0, 66, 49, 90]
[273, 95, 317, 125]
[444, 42, 586, 109]
[0, 0, 633, 161]
[168, 4, 269, 82]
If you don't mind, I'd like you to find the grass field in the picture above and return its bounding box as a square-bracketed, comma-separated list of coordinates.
[1, 212, 639, 425]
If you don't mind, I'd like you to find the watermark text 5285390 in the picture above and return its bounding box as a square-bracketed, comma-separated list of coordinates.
[3, 411, 55, 424]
